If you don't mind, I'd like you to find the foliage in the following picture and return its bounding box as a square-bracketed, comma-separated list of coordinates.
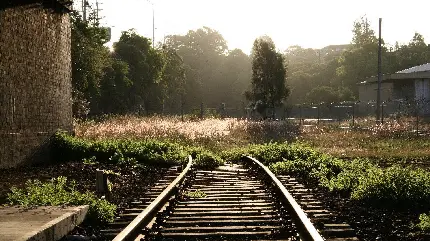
[164, 27, 251, 111]
[98, 58, 133, 114]
[418, 213, 430, 231]
[51, 131, 223, 168]
[223, 142, 430, 206]
[82, 156, 98, 165]
[7, 177, 116, 223]
[190, 147, 224, 169]
[247, 36, 289, 118]
[184, 189, 207, 198]
[351, 166, 430, 205]
[113, 30, 164, 114]
[71, 11, 111, 116]
[306, 86, 354, 104]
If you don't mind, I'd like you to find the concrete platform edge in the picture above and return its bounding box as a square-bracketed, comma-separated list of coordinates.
[17, 205, 89, 241]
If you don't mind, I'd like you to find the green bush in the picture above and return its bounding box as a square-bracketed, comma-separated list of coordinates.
[191, 147, 224, 169]
[225, 142, 430, 207]
[418, 213, 430, 231]
[51, 131, 223, 169]
[7, 177, 116, 223]
[351, 166, 430, 205]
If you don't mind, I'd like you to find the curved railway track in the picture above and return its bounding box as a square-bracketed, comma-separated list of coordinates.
[105, 155, 359, 241]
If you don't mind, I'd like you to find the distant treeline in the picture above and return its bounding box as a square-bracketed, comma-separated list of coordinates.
[71, 12, 430, 117]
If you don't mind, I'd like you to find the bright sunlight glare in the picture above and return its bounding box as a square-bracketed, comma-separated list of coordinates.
[83, 0, 429, 53]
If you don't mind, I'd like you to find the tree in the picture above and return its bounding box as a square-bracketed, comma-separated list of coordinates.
[336, 17, 383, 95]
[71, 10, 111, 116]
[306, 86, 354, 104]
[164, 27, 250, 111]
[246, 36, 289, 118]
[113, 30, 163, 113]
[98, 57, 132, 114]
[158, 46, 186, 114]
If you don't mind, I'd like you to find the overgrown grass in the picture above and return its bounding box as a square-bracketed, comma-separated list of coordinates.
[74, 116, 299, 152]
[74, 116, 430, 164]
[7, 177, 116, 223]
[51, 131, 223, 168]
[223, 143, 430, 207]
[300, 124, 430, 163]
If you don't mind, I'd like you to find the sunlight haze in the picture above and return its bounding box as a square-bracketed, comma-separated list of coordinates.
[84, 0, 430, 53]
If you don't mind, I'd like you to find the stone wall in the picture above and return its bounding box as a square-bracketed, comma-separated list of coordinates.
[0, 4, 72, 168]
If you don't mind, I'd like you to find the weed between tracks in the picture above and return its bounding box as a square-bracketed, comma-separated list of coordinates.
[184, 189, 207, 198]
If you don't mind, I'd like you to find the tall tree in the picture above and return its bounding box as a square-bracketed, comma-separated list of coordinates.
[71, 11, 111, 116]
[336, 17, 382, 95]
[164, 27, 249, 111]
[98, 57, 132, 114]
[246, 36, 289, 118]
[158, 46, 186, 114]
[113, 30, 163, 113]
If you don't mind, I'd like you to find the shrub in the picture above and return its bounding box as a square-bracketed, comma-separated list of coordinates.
[191, 147, 224, 169]
[351, 166, 430, 205]
[227, 142, 430, 207]
[418, 213, 430, 231]
[7, 177, 116, 223]
[52, 131, 223, 169]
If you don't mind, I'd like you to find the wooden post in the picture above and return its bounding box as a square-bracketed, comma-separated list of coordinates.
[96, 169, 111, 201]
[317, 105, 320, 125]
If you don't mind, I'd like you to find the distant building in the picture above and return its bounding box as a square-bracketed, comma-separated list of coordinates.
[358, 63, 430, 115]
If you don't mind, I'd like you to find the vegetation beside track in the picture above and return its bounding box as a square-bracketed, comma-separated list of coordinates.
[7, 176, 116, 223]
[223, 143, 430, 206]
[223, 142, 430, 232]
[17, 118, 429, 229]
[52, 131, 223, 169]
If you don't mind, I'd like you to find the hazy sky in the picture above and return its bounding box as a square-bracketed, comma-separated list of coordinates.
[81, 0, 430, 54]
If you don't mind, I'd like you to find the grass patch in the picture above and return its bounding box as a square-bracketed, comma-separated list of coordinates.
[7, 177, 116, 223]
[300, 126, 430, 162]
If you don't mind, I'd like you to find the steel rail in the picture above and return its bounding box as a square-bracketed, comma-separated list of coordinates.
[113, 155, 193, 241]
[244, 156, 324, 241]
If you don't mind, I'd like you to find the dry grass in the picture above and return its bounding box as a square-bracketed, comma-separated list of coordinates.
[74, 115, 430, 165]
[299, 117, 430, 167]
[75, 115, 298, 151]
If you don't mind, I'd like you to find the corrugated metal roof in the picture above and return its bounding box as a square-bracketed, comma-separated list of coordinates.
[396, 63, 430, 74]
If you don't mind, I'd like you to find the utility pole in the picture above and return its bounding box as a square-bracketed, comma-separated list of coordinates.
[94, 0, 103, 25]
[81, 0, 88, 22]
[376, 18, 382, 122]
[146, 0, 155, 48]
[96, 1, 99, 24]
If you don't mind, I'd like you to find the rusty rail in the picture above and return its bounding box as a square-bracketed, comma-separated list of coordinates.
[244, 156, 324, 241]
[112, 155, 193, 241]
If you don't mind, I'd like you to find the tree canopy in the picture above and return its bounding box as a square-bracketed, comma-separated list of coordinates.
[70, 10, 430, 118]
[246, 36, 289, 118]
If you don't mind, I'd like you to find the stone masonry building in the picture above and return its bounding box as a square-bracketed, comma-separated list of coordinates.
[0, 1, 72, 168]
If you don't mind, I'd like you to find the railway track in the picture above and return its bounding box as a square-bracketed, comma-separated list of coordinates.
[107, 155, 359, 241]
[100, 166, 182, 239]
